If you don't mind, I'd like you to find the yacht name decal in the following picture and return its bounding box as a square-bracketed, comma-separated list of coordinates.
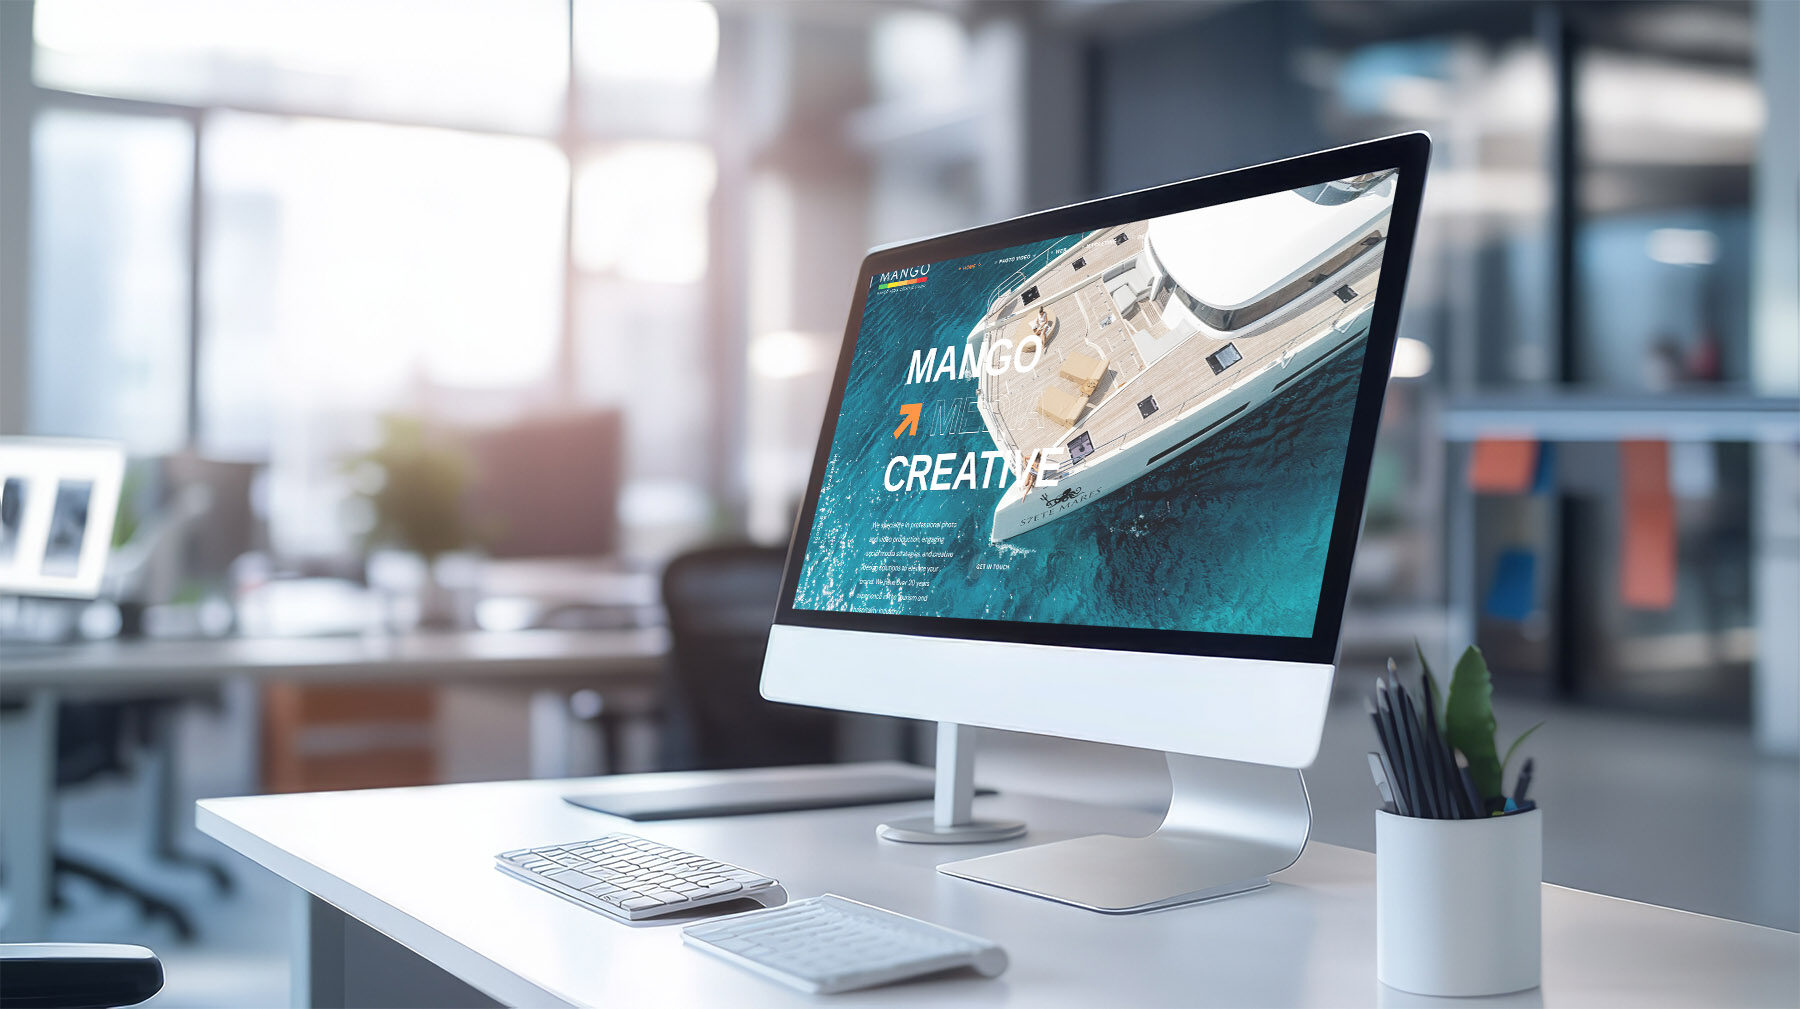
[1013, 485, 1101, 528]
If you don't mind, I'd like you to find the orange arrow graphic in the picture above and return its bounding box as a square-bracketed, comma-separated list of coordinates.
[894, 403, 922, 438]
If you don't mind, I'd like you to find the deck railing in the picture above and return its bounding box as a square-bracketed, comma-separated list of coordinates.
[981, 230, 1105, 325]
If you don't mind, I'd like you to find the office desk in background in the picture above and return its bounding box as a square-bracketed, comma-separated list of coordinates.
[199, 766, 1799, 1009]
[0, 628, 667, 941]
[0, 628, 668, 694]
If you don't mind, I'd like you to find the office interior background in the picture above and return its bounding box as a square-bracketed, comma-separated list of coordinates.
[1, 0, 1795, 1004]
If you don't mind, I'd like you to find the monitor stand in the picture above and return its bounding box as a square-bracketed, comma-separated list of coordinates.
[877, 723, 1026, 844]
[936, 752, 1310, 913]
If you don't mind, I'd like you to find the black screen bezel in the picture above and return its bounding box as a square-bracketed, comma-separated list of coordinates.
[773, 132, 1430, 666]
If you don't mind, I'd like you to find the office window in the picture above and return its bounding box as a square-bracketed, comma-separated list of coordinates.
[567, 3, 722, 544]
[575, 278, 710, 531]
[32, 0, 567, 134]
[200, 113, 567, 552]
[29, 107, 192, 453]
[570, 140, 717, 540]
[1320, 35, 1556, 388]
[574, 142, 716, 284]
[574, 0, 717, 136]
[1575, 48, 1758, 389]
[869, 9, 969, 109]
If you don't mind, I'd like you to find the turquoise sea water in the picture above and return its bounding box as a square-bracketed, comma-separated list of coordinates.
[793, 232, 1371, 639]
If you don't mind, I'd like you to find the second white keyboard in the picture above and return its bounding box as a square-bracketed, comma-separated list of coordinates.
[682, 894, 1008, 994]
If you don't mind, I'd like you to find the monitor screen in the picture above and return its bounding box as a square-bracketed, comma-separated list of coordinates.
[788, 167, 1402, 645]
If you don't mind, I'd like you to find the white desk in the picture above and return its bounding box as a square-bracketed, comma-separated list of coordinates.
[199, 766, 1800, 1008]
[0, 628, 667, 941]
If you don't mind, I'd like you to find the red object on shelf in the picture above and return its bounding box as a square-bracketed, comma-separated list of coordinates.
[1468, 438, 1539, 494]
[1619, 440, 1676, 611]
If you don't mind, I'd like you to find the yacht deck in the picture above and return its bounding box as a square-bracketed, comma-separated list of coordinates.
[977, 241, 1384, 477]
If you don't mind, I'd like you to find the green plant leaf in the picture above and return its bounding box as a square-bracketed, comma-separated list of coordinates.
[341, 413, 478, 561]
[1501, 721, 1543, 778]
[1444, 645, 1503, 800]
[1415, 637, 1444, 725]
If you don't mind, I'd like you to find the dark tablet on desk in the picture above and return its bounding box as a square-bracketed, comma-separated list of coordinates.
[563, 768, 994, 821]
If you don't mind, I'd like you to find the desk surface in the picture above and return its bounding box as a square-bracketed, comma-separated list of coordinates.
[199, 766, 1799, 1008]
[0, 627, 667, 694]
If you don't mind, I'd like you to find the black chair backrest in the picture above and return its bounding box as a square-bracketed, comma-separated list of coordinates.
[659, 544, 836, 770]
[55, 703, 131, 787]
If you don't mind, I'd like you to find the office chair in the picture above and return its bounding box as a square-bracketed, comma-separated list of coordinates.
[48, 703, 198, 941]
[657, 544, 840, 770]
[0, 943, 163, 1008]
[0, 700, 196, 941]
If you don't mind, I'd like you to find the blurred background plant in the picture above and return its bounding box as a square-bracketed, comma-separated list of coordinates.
[342, 414, 479, 564]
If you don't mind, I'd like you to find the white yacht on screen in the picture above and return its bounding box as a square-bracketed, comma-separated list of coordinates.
[966, 171, 1396, 542]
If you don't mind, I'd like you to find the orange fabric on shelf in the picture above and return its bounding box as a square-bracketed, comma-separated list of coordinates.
[1620, 495, 1676, 610]
[1619, 439, 1670, 499]
[1468, 438, 1539, 493]
[1619, 440, 1677, 611]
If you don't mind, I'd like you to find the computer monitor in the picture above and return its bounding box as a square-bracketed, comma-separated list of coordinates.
[762, 134, 1429, 912]
[0, 438, 127, 600]
[462, 410, 622, 560]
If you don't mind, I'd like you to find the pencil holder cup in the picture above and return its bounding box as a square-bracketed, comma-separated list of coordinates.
[1376, 807, 1541, 997]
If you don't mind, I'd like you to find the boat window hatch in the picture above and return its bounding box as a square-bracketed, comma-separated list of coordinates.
[1021, 286, 1040, 305]
[1068, 432, 1095, 464]
[1335, 285, 1356, 303]
[1138, 395, 1159, 419]
[1206, 343, 1243, 375]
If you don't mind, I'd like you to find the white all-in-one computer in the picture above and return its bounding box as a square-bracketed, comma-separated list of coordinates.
[761, 133, 1431, 913]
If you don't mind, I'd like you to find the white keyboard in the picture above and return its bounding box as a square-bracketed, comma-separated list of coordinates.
[495, 833, 787, 922]
[682, 894, 1008, 994]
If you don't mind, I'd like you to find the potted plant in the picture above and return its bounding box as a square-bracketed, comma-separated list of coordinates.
[343, 415, 479, 628]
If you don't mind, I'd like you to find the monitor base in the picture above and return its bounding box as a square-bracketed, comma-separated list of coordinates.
[937, 753, 1310, 913]
[876, 818, 1027, 844]
[877, 723, 1026, 845]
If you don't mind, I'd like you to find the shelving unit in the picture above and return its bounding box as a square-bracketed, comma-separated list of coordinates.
[1441, 394, 1800, 443]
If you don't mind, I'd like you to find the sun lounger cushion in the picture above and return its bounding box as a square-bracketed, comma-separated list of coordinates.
[1059, 353, 1108, 388]
[1036, 386, 1088, 428]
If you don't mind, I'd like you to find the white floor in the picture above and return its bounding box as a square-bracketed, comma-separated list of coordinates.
[40, 678, 1798, 1008]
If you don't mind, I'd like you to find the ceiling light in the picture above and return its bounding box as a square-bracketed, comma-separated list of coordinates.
[1646, 228, 1718, 266]
[1391, 337, 1433, 379]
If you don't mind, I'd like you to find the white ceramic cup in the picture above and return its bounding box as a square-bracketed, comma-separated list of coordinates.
[1376, 807, 1542, 997]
